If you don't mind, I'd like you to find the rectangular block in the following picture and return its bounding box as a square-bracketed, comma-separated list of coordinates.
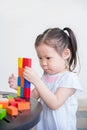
[0, 108, 6, 120]
[17, 87, 21, 97]
[18, 58, 23, 68]
[21, 77, 24, 87]
[6, 94, 14, 99]
[23, 58, 32, 68]
[0, 98, 9, 108]
[7, 106, 18, 116]
[8, 98, 15, 103]
[18, 68, 24, 77]
[0, 104, 3, 109]
[10, 102, 18, 107]
[24, 79, 31, 88]
[20, 87, 24, 98]
[24, 88, 30, 99]
[14, 98, 26, 102]
[17, 76, 21, 86]
[17, 102, 30, 110]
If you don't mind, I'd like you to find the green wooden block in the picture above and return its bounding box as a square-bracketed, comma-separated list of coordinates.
[6, 94, 14, 98]
[0, 108, 6, 120]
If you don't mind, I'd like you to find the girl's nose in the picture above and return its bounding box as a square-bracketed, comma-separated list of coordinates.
[42, 59, 47, 66]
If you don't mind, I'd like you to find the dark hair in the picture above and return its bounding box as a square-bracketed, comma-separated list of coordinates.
[35, 27, 79, 71]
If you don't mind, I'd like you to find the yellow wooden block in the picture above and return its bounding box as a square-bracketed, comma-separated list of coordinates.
[0, 104, 3, 108]
[18, 58, 23, 68]
[17, 86, 21, 97]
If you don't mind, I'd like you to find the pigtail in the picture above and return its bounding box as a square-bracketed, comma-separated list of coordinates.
[63, 27, 77, 71]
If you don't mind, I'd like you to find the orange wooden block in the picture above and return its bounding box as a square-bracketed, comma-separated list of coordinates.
[18, 68, 24, 77]
[21, 77, 24, 87]
[17, 102, 30, 110]
[7, 106, 18, 116]
[8, 98, 15, 103]
[0, 98, 9, 108]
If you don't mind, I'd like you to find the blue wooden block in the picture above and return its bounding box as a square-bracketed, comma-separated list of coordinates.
[24, 79, 30, 88]
[17, 77, 21, 86]
[20, 87, 24, 98]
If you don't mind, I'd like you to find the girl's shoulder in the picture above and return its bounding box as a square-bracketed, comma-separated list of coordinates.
[61, 71, 79, 80]
[58, 71, 83, 91]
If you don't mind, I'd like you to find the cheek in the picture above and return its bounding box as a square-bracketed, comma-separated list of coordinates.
[39, 61, 42, 66]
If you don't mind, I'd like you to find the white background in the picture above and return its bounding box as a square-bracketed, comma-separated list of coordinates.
[0, 0, 87, 99]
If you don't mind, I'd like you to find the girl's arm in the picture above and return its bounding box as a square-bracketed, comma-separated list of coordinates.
[23, 67, 75, 110]
[31, 77, 75, 110]
[31, 88, 40, 99]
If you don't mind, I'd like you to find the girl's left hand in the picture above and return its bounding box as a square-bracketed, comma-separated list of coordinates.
[23, 67, 39, 84]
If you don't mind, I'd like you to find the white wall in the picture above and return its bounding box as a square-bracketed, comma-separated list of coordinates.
[0, 0, 87, 98]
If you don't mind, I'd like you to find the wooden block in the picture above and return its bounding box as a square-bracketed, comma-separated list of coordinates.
[7, 106, 18, 116]
[14, 97, 26, 102]
[6, 94, 14, 99]
[18, 58, 23, 68]
[18, 68, 24, 77]
[0, 98, 9, 108]
[20, 87, 24, 98]
[24, 79, 30, 88]
[8, 98, 15, 103]
[24, 88, 30, 99]
[0, 104, 3, 108]
[17, 76, 21, 86]
[21, 77, 24, 87]
[23, 58, 32, 68]
[0, 108, 6, 120]
[10, 102, 18, 107]
[17, 86, 21, 97]
[17, 102, 30, 110]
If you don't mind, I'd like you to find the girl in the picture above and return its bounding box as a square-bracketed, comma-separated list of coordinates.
[8, 27, 83, 130]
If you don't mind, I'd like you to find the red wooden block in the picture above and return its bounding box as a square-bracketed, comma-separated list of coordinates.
[14, 98, 26, 102]
[23, 58, 32, 68]
[24, 88, 30, 99]
[10, 102, 18, 107]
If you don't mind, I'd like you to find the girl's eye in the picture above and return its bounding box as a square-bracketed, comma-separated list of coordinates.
[39, 57, 42, 60]
[47, 57, 51, 60]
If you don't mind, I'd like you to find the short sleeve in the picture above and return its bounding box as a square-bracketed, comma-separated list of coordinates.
[57, 72, 83, 92]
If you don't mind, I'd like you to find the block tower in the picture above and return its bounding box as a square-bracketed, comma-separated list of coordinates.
[17, 58, 32, 99]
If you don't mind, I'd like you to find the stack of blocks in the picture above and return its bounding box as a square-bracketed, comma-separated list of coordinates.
[17, 58, 32, 99]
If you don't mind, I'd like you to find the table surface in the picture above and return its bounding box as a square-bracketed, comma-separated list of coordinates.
[0, 91, 42, 130]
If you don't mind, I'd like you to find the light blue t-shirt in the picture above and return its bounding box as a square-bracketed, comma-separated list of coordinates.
[35, 71, 83, 130]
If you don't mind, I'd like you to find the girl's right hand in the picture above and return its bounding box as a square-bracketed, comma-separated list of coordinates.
[8, 74, 17, 90]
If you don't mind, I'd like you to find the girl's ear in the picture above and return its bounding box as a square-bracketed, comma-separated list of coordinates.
[63, 48, 71, 60]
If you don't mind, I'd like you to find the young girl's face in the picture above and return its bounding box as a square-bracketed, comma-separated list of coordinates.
[36, 44, 68, 74]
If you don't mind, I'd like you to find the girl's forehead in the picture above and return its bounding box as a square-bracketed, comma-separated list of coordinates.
[36, 44, 55, 52]
[36, 44, 59, 56]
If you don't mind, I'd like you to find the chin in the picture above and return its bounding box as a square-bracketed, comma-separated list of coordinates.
[45, 71, 55, 75]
